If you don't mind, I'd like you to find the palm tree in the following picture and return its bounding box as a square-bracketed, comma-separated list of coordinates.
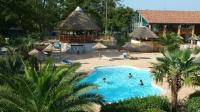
[152, 49, 200, 112]
[0, 54, 24, 77]
[17, 33, 39, 59]
[157, 33, 182, 51]
[0, 61, 103, 112]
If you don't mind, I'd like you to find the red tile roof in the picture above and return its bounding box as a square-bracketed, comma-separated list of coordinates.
[138, 10, 200, 24]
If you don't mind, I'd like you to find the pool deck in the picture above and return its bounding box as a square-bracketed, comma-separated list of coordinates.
[60, 49, 200, 101]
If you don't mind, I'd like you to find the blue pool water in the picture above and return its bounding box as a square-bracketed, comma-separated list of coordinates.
[80, 66, 163, 103]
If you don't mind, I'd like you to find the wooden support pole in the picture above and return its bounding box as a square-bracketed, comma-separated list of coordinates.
[191, 25, 195, 48]
[177, 25, 181, 36]
[163, 25, 167, 37]
[191, 25, 195, 36]
[138, 14, 143, 27]
[148, 24, 151, 30]
[58, 30, 61, 41]
[140, 15, 143, 26]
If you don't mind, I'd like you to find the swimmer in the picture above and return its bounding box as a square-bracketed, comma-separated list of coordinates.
[140, 80, 144, 86]
[128, 73, 133, 79]
[103, 78, 106, 83]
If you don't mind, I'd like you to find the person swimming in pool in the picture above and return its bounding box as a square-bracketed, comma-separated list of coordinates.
[103, 78, 106, 83]
[140, 80, 144, 86]
[128, 73, 133, 79]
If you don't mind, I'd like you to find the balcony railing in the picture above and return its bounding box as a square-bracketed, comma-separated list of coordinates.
[59, 35, 97, 43]
[181, 28, 192, 35]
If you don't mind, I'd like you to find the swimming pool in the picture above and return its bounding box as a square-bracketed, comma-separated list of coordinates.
[80, 66, 163, 103]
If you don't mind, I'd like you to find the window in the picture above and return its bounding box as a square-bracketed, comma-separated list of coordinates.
[181, 24, 192, 29]
[152, 24, 162, 32]
[167, 24, 177, 29]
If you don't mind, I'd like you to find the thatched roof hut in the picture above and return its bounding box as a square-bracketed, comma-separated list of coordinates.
[59, 7, 100, 31]
[129, 27, 158, 40]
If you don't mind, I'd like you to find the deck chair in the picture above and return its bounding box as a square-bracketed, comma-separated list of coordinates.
[63, 59, 73, 64]
[101, 55, 112, 61]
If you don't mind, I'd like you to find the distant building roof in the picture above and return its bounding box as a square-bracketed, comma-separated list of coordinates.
[138, 10, 200, 24]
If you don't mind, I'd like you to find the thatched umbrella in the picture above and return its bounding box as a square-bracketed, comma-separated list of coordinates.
[93, 42, 107, 49]
[42, 43, 62, 59]
[35, 51, 47, 69]
[33, 43, 48, 51]
[92, 42, 107, 58]
[129, 27, 159, 40]
[42, 44, 59, 52]
[59, 7, 100, 31]
[122, 42, 133, 51]
[35, 51, 47, 61]
[189, 35, 199, 41]
[188, 35, 199, 47]
[122, 42, 135, 56]
[28, 49, 47, 69]
[28, 49, 39, 56]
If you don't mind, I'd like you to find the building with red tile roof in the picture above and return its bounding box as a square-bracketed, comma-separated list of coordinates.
[138, 10, 200, 24]
[134, 10, 200, 41]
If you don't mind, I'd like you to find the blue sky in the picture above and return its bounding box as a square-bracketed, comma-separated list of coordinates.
[121, 0, 200, 11]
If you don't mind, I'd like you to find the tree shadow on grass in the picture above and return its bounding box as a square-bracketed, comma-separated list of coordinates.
[188, 91, 200, 98]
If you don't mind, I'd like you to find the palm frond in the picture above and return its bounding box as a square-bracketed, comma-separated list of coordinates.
[73, 83, 98, 96]
[67, 103, 99, 112]
[1, 60, 102, 112]
[183, 77, 194, 86]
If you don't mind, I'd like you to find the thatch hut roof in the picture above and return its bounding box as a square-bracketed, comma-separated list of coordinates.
[59, 7, 100, 31]
[129, 27, 159, 40]
[28, 49, 39, 56]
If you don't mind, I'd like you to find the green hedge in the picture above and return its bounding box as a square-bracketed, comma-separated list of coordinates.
[100, 96, 170, 112]
[144, 108, 167, 112]
[186, 91, 200, 112]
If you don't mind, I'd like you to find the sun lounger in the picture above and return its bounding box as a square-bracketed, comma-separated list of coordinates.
[128, 56, 138, 60]
[112, 55, 125, 60]
[101, 55, 112, 61]
[63, 59, 73, 64]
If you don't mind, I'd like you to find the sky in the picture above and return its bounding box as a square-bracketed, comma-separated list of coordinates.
[121, 0, 200, 11]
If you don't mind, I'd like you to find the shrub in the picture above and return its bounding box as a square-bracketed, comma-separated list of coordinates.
[144, 108, 167, 112]
[186, 91, 200, 112]
[186, 97, 200, 112]
[192, 47, 200, 55]
[188, 91, 200, 98]
[0, 35, 6, 47]
[114, 32, 129, 48]
[100, 96, 170, 112]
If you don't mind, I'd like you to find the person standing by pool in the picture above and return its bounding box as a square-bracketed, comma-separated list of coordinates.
[140, 80, 144, 86]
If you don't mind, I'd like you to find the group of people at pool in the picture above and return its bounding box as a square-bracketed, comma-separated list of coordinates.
[103, 73, 144, 86]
